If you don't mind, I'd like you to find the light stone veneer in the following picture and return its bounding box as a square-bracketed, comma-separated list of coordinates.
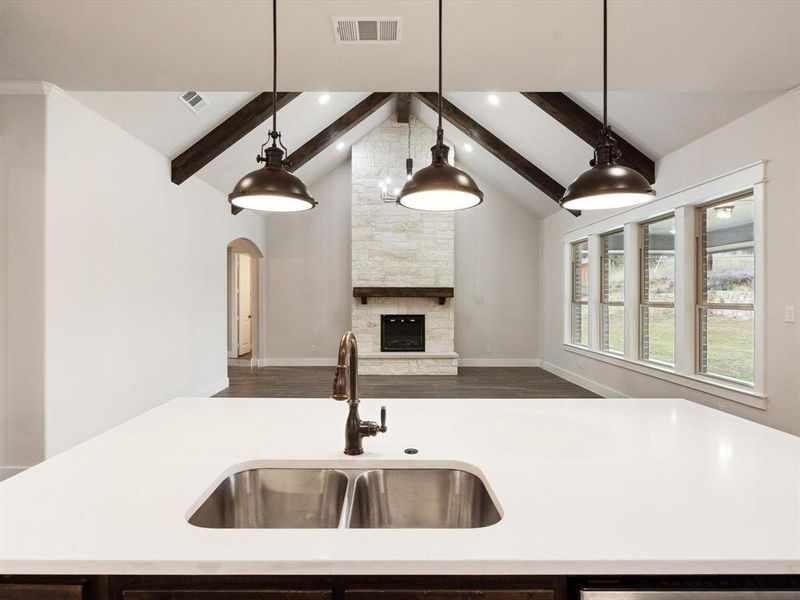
[351, 116, 457, 375]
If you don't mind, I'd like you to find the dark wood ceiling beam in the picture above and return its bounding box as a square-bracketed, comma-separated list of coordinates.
[172, 91, 301, 185]
[396, 93, 411, 123]
[520, 92, 655, 184]
[284, 92, 393, 172]
[231, 92, 394, 215]
[414, 92, 577, 216]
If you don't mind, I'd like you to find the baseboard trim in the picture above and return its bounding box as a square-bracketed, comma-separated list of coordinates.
[539, 360, 626, 398]
[0, 466, 27, 481]
[256, 358, 544, 368]
[227, 358, 253, 367]
[189, 377, 229, 397]
[459, 358, 541, 367]
[262, 358, 338, 367]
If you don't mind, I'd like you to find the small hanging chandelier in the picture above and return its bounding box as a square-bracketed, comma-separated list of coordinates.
[396, 0, 483, 212]
[560, 0, 655, 211]
[380, 120, 414, 203]
[229, 0, 316, 213]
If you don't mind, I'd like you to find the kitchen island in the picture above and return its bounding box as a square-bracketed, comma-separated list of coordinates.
[1, 397, 798, 598]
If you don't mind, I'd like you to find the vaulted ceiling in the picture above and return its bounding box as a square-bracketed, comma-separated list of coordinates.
[6, 0, 793, 217]
[72, 89, 781, 217]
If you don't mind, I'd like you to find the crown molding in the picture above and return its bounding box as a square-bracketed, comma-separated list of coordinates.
[0, 81, 63, 96]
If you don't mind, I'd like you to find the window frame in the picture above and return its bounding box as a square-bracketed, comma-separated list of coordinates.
[600, 229, 625, 355]
[695, 192, 755, 386]
[639, 213, 676, 366]
[570, 238, 589, 347]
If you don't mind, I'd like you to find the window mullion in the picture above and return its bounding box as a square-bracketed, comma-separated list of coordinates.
[623, 223, 639, 361]
[674, 206, 696, 376]
[563, 242, 573, 344]
[588, 234, 603, 351]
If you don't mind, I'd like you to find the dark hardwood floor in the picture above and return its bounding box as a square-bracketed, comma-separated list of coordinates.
[215, 366, 598, 398]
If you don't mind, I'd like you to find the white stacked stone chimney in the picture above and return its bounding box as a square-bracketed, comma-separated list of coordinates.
[350, 115, 458, 374]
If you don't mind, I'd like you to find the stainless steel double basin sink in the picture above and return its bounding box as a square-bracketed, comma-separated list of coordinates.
[188, 466, 501, 529]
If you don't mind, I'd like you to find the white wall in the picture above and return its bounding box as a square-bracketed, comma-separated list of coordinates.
[264, 160, 352, 363]
[0, 94, 47, 477]
[1, 87, 268, 462]
[455, 177, 540, 364]
[539, 90, 800, 435]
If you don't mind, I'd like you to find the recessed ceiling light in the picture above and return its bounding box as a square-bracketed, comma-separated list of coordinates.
[487, 94, 500, 106]
[336, 141, 346, 151]
[463, 143, 473, 152]
[319, 93, 331, 105]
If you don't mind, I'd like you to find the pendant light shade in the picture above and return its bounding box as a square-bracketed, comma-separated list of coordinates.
[229, 146, 316, 212]
[561, 0, 654, 211]
[397, 143, 483, 211]
[228, 0, 315, 213]
[396, 0, 483, 212]
[560, 130, 654, 210]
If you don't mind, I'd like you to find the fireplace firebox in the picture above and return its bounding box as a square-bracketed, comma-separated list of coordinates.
[381, 315, 425, 352]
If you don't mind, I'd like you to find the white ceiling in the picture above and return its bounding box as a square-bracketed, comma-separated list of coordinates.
[71, 91, 259, 159]
[568, 91, 782, 158]
[71, 89, 784, 218]
[2, 1, 799, 92]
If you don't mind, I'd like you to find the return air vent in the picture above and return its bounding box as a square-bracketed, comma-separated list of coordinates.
[178, 91, 210, 114]
[333, 17, 402, 43]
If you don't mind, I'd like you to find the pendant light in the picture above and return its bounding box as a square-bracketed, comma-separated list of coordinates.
[229, 0, 316, 213]
[396, 0, 483, 212]
[560, 0, 655, 211]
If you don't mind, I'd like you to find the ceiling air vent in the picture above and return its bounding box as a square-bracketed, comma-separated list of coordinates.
[333, 17, 402, 44]
[178, 91, 210, 114]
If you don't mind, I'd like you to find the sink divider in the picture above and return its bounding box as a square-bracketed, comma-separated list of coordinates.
[336, 470, 361, 529]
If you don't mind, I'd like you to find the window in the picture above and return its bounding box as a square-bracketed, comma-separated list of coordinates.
[601, 230, 624, 354]
[561, 162, 764, 406]
[640, 215, 675, 365]
[571, 239, 589, 346]
[697, 193, 755, 384]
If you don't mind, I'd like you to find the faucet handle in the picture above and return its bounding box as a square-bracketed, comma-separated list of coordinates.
[379, 405, 387, 433]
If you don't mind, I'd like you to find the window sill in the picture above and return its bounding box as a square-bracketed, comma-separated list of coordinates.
[561, 342, 766, 410]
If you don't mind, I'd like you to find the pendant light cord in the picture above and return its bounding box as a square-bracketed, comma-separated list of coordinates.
[437, 0, 443, 135]
[602, 0, 607, 132]
[271, 0, 278, 144]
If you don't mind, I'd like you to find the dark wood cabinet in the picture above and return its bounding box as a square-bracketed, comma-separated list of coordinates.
[0, 583, 85, 600]
[345, 589, 554, 600]
[123, 591, 331, 600]
[4, 575, 798, 600]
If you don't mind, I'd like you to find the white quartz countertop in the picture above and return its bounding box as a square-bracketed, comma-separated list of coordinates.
[1, 397, 798, 575]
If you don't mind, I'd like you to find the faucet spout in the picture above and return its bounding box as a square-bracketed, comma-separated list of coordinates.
[331, 331, 387, 455]
[331, 331, 358, 403]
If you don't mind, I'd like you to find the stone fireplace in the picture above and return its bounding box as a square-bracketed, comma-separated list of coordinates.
[350, 115, 458, 375]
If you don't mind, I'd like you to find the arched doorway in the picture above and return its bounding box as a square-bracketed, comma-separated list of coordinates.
[227, 238, 263, 367]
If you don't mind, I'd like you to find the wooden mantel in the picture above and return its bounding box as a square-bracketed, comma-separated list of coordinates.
[353, 287, 454, 305]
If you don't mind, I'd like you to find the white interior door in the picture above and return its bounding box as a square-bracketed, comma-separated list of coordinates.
[236, 253, 252, 356]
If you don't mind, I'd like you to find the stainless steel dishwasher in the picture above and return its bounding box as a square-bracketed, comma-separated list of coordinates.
[581, 592, 800, 600]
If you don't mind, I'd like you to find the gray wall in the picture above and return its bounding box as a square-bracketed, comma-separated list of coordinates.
[0, 94, 47, 477]
[264, 161, 353, 362]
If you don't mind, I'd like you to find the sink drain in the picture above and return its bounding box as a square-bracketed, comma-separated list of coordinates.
[403, 447, 419, 455]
